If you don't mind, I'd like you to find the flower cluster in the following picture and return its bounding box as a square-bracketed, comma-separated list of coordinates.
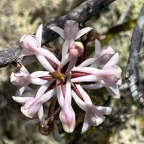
[10, 20, 122, 142]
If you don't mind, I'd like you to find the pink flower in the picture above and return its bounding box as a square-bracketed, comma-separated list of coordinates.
[71, 53, 122, 98]
[79, 39, 115, 67]
[72, 84, 112, 133]
[56, 75, 76, 133]
[13, 80, 55, 126]
[10, 65, 49, 95]
[11, 20, 122, 137]
[50, 20, 92, 59]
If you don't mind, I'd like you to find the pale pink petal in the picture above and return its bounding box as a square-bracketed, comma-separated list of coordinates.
[61, 40, 70, 59]
[56, 85, 64, 107]
[31, 71, 50, 77]
[71, 75, 97, 83]
[58, 53, 77, 75]
[64, 20, 79, 40]
[81, 106, 105, 133]
[38, 105, 48, 127]
[35, 24, 43, 46]
[96, 106, 112, 115]
[20, 66, 30, 74]
[15, 86, 26, 96]
[76, 27, 92, 39]
[60, 102, 76, 133]
[78, 58, 96, 67]
[50, 26, 64, 39]
[72, 90, 85, 110]
[81, 114, 90, 133]
[20, 35, 40, 54]
[21, 97, 43, 118]
[41, 89, 55, 103]
[72, 67, 100, 74]
[64, 75, 72, 103]
[35, 80, 54, 98]
[76, 85, 92, 105]
[103, 53, 119, 68]
[31, 78, 47, 85]
[39, 48, 60, 65]
[36, 54, 55, 72]
[12, 96, 33, 104]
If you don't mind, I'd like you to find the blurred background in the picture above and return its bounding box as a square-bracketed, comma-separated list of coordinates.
[0, 0, 144, 143]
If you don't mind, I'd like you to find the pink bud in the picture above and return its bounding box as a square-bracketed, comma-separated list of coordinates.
[69, 42, 84, 57]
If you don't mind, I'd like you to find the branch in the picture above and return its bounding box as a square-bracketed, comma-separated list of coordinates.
[0, 0, 115, 68]
[125, 4, 144, 108]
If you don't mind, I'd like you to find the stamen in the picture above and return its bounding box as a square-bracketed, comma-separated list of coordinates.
[51, 70, 65, 83]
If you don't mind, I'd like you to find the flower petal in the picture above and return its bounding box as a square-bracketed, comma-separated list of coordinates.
[50, 26, 64, 39]
[103, 53, 119, 68]
[71, 75, 97, 83]
[78, 58, 96, 67]
[36, 54, 55, 72]
[35, 24, 43, 46]
[12, 96, 33, 104]
[76, 27, 92, 39]
[38, 105, 48, 127]
[31, 78, 47, 85]
[81, 114, 90, 133]
[96, 106, 112, 115]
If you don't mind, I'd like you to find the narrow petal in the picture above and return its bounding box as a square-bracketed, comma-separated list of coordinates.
[39, 48, 60, 65]
[96, 106, 112, 115]
[81, 115, 90, 133]
[31, 71, 50, 77]
[61, 40, 70, 59]
[41, 89, 55, 103]
[36, 54, 54, 72]
[12, 96, 33, 104]
[76, 27, 92, 39]
[64, 75, 72, 104]
[35, 80, 54, 98]
[71, 75, 97, 83]
[56, 85, 64, 107]
[78, 58, 96, 67]
[76, 85, 92, 105]
[38, 105, 48, 127]
[103, 53, 119, 68]
[50, 26, 64, 39]
[35, 24, 43, 46]
[72, 67, 100, 74]
[15, 86, 26, 96]
[72, 90, 85, 110]
[20, 66, 30, 74]
[31, 78, 47, 85]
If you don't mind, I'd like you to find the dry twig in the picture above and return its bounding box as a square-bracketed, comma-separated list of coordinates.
[126, 4, 144, 108]
[0, 0, 115, 68]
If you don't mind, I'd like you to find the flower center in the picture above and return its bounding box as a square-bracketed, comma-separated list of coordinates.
[51, 70, 65, 83]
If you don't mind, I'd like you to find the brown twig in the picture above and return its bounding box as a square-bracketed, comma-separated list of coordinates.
[0, 0, 115, 68]
[125, 4, 144, 108]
